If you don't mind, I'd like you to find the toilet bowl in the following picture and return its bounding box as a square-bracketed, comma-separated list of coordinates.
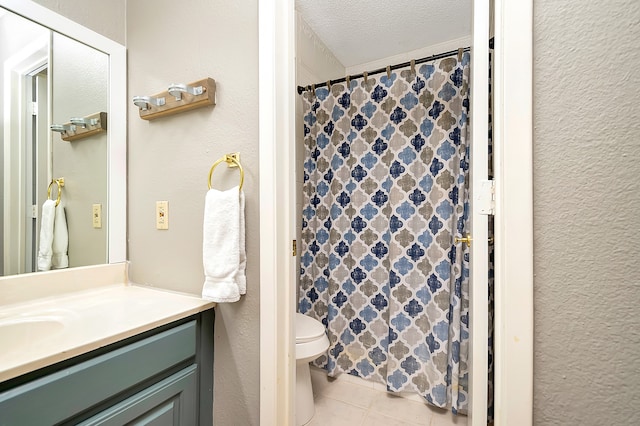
[295, 313, 329, 426]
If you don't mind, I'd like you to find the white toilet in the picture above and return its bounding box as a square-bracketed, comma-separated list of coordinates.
[295, 312, 330, 426]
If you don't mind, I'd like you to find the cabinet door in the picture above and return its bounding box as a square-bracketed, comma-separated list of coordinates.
[78, 365, 197, 426]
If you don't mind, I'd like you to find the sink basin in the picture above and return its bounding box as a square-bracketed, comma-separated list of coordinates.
[0, 316, 66, 347]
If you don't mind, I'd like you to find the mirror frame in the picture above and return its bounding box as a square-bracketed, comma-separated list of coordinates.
[0, 0, 126, 266]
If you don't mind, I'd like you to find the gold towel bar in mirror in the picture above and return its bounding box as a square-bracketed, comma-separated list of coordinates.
[208, 153, 244, 191]
[47, 177, 65, 207]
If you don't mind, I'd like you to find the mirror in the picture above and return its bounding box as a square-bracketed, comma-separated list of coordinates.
[0, 1, 126, 276]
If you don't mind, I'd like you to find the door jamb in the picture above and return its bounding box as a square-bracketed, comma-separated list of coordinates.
[493, 1, 534, 424]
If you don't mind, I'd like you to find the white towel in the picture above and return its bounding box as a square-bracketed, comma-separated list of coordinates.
[51, 204, 69, 269]
[202, 186, 243, 303]
[236, 191, 247, 294]
[37, 199, 56, 271]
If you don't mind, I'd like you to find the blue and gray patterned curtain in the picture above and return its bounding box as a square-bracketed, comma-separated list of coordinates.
[299, 52, 471, 413]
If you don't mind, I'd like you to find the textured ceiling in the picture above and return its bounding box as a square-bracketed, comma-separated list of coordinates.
[295, 0, 472, 68]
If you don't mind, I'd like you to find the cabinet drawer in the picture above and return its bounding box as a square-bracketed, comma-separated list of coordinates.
[0, 321, 196, 425]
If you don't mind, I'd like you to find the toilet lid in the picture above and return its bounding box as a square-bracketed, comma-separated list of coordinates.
[296, 313, 326, 343]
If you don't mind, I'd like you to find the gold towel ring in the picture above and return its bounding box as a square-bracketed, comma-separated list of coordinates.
[208, 153, 244, 191]
[47, 178, 65, 207]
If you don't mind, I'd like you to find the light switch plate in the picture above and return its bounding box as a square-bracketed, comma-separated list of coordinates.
[92, 204, 102, 229]
[156, 201, 169, 230]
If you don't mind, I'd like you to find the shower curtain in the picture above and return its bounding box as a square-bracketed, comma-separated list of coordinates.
[299, 52, 471, 413]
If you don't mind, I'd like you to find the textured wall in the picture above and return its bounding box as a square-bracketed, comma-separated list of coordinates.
[32, 0, 125, 44]
[126, 1, 259, 425]
[533, 1, 640, 424]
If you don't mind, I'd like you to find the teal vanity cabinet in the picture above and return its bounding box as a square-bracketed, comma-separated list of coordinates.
[0, 309, 214, 425]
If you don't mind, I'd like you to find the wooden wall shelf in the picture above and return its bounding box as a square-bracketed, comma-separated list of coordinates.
[57, 112, 107, 142]
[135, 78, 216, 120]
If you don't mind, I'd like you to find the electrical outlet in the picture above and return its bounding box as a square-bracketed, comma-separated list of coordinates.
[156, 201, 169, 230]
[92, 204, 102, 228]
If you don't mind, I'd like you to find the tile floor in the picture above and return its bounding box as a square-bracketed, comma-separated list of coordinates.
[307, 366, 467, 426]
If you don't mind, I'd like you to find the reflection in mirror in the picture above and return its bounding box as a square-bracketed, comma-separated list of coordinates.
[51, 32, 108, 270]
[1, 7, 108, 276]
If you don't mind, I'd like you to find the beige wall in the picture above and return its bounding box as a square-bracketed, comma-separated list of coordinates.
[533, 1, 640, 424]
[33, 0, 125, 45]
[126, 1, 259, 425]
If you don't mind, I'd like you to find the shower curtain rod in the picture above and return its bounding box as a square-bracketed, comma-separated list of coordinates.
[296, 46, 470, 94]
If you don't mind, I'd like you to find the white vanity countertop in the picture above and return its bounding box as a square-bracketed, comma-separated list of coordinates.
[0, 283, 215, 382]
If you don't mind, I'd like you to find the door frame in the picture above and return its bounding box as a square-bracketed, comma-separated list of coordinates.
[468, 0, 490, 424]
[259, 1, 296, 424]
[492, 1, 534, 424]
[3, 35, 49, 275]
[258, 0, 534, 424]
[24, 65, 50, 273]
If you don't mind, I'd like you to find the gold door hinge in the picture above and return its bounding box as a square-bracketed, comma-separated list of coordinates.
[477, 179, 495, 215]
[292, 240, 297, 257]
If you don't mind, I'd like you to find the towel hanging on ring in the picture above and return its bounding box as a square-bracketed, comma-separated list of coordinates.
[202, 153, 247, 303]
